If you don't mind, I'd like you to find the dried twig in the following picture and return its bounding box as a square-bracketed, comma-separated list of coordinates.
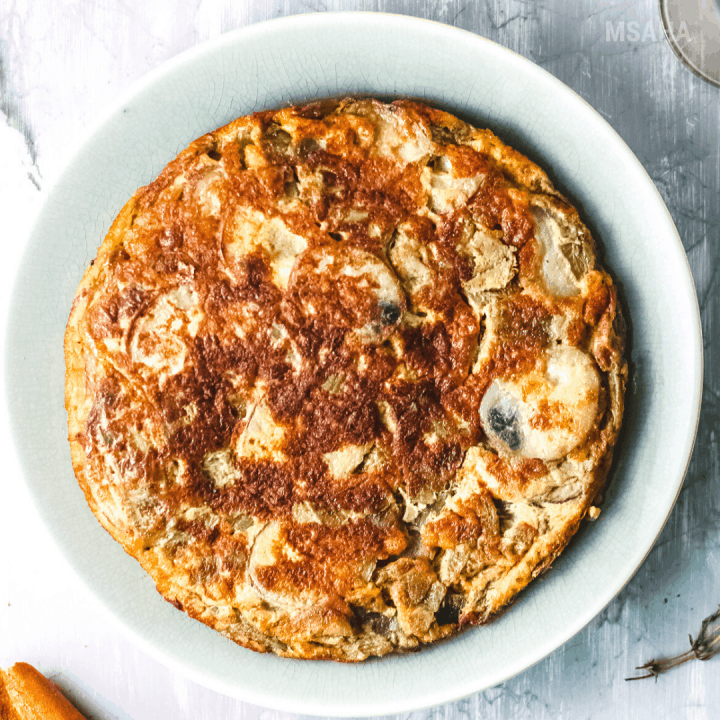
[626, 606, 720, 681]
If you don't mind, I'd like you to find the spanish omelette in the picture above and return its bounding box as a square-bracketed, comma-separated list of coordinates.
[65, 98, 626, 661]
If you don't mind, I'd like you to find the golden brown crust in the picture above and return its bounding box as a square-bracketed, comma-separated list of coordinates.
[0, 663, 86, 720]
[65, 98, 627, 661]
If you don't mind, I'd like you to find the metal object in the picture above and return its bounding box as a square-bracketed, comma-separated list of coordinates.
[660, 0, 720, 86]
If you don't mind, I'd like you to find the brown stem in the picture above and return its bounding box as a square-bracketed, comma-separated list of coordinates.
[626, 606, 720, 682]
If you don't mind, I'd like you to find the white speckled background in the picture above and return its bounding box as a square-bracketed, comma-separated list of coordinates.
[0, 1, 718, 719]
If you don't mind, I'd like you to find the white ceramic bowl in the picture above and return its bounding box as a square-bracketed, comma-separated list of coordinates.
[5, 12, 702, 717]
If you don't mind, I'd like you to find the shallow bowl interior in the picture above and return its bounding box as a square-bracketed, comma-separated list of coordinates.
[5, 12, 702, 717]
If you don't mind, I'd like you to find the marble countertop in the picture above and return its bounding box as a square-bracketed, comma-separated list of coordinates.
[1, 1, 718, 718]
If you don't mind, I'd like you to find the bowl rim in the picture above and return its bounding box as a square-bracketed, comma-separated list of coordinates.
[6, 11, 703, 716]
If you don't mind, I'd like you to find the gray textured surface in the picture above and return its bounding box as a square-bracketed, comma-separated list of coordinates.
[0, 1, 718, 718]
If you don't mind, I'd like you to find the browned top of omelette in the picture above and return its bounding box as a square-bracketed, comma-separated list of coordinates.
[65, 98, 626, 661]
